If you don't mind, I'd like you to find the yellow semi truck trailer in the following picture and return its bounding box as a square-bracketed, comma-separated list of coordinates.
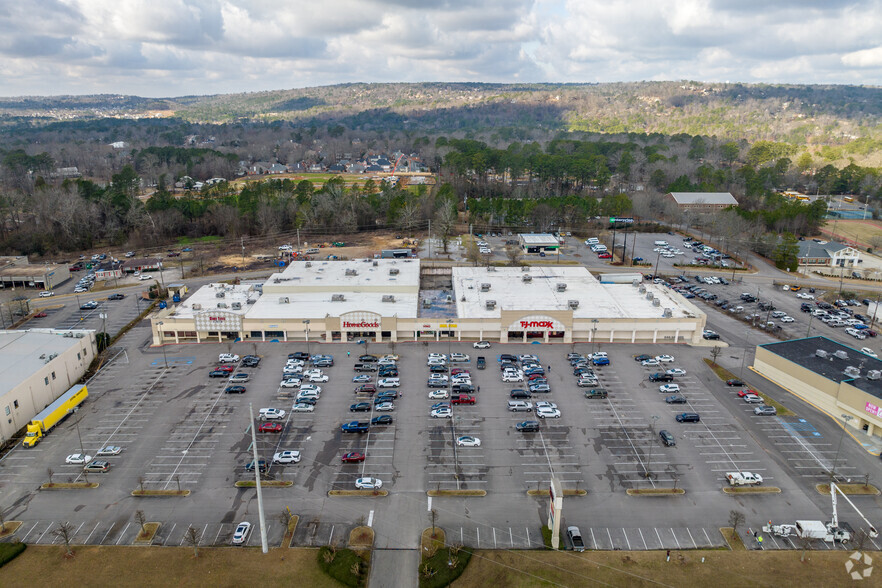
[22, 384, 88, 448]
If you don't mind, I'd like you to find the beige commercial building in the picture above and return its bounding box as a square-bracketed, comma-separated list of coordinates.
[754, 336, 882, 439]
[0, 328, 97, 443]
[152, 260, 706, 346]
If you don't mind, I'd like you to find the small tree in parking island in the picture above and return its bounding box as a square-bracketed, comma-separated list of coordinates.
[429, 508, 439, 536]
[728, 510, 745, 535]
[184, 525, 201, 557]
[53, 522, 75, 557]
[709, 345, 722, 366]
[135, 509, 147, 537]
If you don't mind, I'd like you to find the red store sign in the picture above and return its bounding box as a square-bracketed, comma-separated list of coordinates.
[520, 320, 554, 329]
[208, 317, 226, 321]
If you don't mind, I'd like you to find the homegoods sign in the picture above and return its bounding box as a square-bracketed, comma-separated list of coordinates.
[340, 311, 381, 330]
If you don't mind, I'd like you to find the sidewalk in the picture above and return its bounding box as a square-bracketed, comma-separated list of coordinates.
[369, 548, 420, 588]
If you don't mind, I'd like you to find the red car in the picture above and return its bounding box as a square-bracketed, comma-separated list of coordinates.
[597, 253, 612, 259]
[33, 311, 48, 318]
[450, 368, 470, 376]
[737, 389, 757, 398]
[215, 365, 235, 373]
[258, 422, 283, 433]
[341, 452, 366, 463]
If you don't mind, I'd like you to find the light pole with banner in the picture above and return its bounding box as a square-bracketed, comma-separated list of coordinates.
[157, 321, 169, 368]
[302, 320, 311, 359]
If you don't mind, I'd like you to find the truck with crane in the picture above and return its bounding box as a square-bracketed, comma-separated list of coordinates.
[22, 384, 88, 448]
[763, 482, 878, 543]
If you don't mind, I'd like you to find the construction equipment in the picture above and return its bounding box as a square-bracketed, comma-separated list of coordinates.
[829, 481, 878, 541]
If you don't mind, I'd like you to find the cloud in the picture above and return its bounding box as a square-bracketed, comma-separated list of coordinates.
[0, 0, 880, 96]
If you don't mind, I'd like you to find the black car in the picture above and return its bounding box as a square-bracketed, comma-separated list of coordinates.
[371, 415, 393, 426]
[289, 352, 310, 361]
[649, 373, 674, 382]
[664, 395, 687, 404]
[379, 368, 399, 377]
[295, 397, 317, 405]
[800, 303, 812, 312]
[477, 357, 486, 370]
[375, 391, 398, 402]
[429, 364, 447, 373]
[313, 359, 333, 368]
[516, 420, 540, 432]
[659, 430, 676, 446]
[451, 384, 476, 393]
[510, 389, 531, 399]
[225, 385, 247, 394]
[634, 354, 652, 362]
[358, 355, 378, 362]
[245, 459, 268, 473]
[209, 369, 228, 378]
[726, 378, 744, 386]
[499, 354, 518, 363]
[107, 293, 126, 300]
[675, 413, 700, 423]
[242, 355, 261, 367]
[79, 301, 98, 310]
[350, 402, 372, 412]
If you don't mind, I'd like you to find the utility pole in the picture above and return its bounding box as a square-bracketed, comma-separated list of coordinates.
[297, 228, 301, 250]
[241, 237, 245, 264]
[249, 404, 269, 553]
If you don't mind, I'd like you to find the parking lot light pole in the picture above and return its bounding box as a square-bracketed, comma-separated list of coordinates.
[302, 320, 310, 358]
[591, 319, 599, 356]
[653, 250, 662, 279]
[646, 415, 659, 479]
[832, 414, 854, 481]
[157, 321, 169, 368]
[248, 404, 269, 553]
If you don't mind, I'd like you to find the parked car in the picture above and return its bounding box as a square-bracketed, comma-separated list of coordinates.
[675, 413, 700, 423]
[754, 405, 777, 416]
[659, 430, 676, 446]
[355, 477, 382, 490]
[350, 402, 372, 412]
[515, 420, 540, 432]
[96, 445, 122, 456]
[370, 415, 393, 426]
[232, 522, 251, 545]
[341, 452, 366, 463]
[473, 341, 491, 349]
[665, 395, 687, 404]
[258, 422, 283, 433]
[456, 436, 481, 447]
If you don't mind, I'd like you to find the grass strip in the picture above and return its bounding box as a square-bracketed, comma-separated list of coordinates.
[328, 489, 388, 497]
[719, 527, 746, 551]
[133, 522, 161, 545]
[427, 489, 486, 497]
[722, 486, 781, 494]
[349, 526, 374, 549]
[627, 488, 686, 496]
[0, 522, 22, 539]
[41, 482, 98, 489]
[816, 483, 880, 495]
[281, 515, 299, 548]
[317, 546, 370, 587]
[131, 489, 190, 496]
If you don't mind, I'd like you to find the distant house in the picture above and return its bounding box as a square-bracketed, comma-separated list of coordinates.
[365, 164, 383, 173]
[53, 167, 81, 179]
[797, 240, 862, 269]
[249, 162, 270, 175]
[347, 163, 366, 174]
[327, 163, 346, 173]
[308, 163, 324, 172]
[269, 163, 287, 174]
[665, 192, 738, 211]
[122, 258, 162, 273]
[94, 260, 123, 280]
[109, 141, 128, 149]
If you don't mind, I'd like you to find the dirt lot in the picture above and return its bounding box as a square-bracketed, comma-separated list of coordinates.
[453, 549, 870, 588]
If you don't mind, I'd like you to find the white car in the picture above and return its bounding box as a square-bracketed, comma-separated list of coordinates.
[308, 374, 329, 383]
[451, 376, 471, 385]
[355, 477, 382, 490]
[658, 384, 680, 393]
[743, 394, 763, 403]
[655, 355, 675, 363]
[278, 244, 293, 251]
[296, 391, 319, 401]
[666, 368, 687, 376]
[219, 353, 240, 363]
[232, 522, 251, 545]
[479, 247, 492, 254]
[780, 316, 794, 323]
[377, 378, 400, 388]
[502, 373, 523, 382]
[96, 446, 122, 456]
[449, 353, 470, 362]
[456, 436, 481, 447]
[427, 353, 447, 361]
[861, 347, 878, 358]
[272, 450, 301, 464]
[291, 403, 315, 412]
[38, 291, 54, 297]
[428, 390, 449, 399]
[280, 378, 302, 388]
[428, 374, 448, 382]
[473, 341, 491, 349]
[426, 358, 447, 366]
[299, 384, 322, 394]
[65, 453, 93, 464]
[258, 408, 286, 420]
[536, 407, 561, 419]
[796, 292, 815, 299]
[301, 369, 324, 379]
[535, 401, 558, 410]
[139, 274, 152, 281]
[430, 407, 452, 418]
[375, 402, 395, 412]
[641, 359, 660, 367]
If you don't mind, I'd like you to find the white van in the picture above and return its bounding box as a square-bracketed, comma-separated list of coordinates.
[585, 237, 599, 245]
[654, 240, 668, 247]
[508, 400, 533, 412]
[229, 373, 250, 383]
[305, 248, 320, 254]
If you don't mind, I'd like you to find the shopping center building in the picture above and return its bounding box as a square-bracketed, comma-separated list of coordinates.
[151, 260, 707, 346]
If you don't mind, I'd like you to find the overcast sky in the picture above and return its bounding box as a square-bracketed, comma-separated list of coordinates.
[2, 0, 881, 97]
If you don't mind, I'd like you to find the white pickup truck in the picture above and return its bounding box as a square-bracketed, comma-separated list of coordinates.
[725, 472, 763, 486]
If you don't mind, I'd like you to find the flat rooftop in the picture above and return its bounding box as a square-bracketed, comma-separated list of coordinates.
[0, 264, 63, 277]
[247, 291, 419, 320]
[169, 283, 261, 319]
[519, 233, 559, 245]
[0, 329, 92, 398]
[761, 336, 882, 399]
[263, 258, 420, 292]
[452, 266, 700, 319]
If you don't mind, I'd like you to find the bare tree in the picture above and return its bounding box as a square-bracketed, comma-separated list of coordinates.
[53, 522, 75, 557]
[464, 239, 480, 265]
[429, 508, 439, 536]
[47, 468, 54, 484]
[135, 510, 147, 536]
[505, 245, 522, 267]
[434, 202, 458, 254]
[183, 525, 201, 558]
[797, 534, 813, 562]
[709, 346, 722, 366]
[728, 510, 745, 534]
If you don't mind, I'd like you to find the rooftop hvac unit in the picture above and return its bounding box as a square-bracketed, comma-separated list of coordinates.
[834, 350, 848, 360]
[568, 300, 579, 309]
[345, 269, 358, 276]
[331, 294, 345, 302]
[487, 266, 496, 272]
[422, 299, 431, 308]
[62, 332, 73, 338]
[39, 353, 46, 359]
[382, 295, 395, 302]
[652, 299, 661, 307]
[816, 349, 828, 358]
[867, 370, 881, 380]
[373, 261, 378, 267]
[247, 299, 256, 305]
[231, 302, 242, 310]
[522, 275, 532, 283]
[844, 366, 861, 378]
[279, 297, 289, 304]
[192, 303, 202, 310]
[305, 262, 312, 267]
[646, 292, 654, 300]
[480, 283, 491, 292]
[217, 302, 228, 309]
[48, 353, 57, 360]
[486, 300, 496, 310]
[638, 285, 646, 293]
[215, 292, 225, 298]
[389, 268, 400, 275]
[663, 308, 673, 318]
[557, 283, 567, 292]
[75, 333, 84, 338]
[632, 280, 640, 287]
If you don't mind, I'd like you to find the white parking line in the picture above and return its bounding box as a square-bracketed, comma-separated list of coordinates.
[116, 523, 130, 545]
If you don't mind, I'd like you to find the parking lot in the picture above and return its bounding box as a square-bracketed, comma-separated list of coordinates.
[2, 329, 881, 552]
